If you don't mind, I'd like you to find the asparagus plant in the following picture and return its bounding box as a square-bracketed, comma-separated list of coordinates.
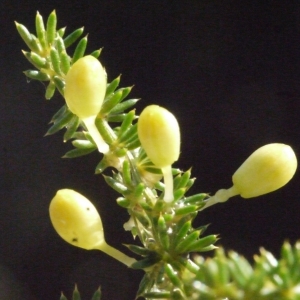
[16, 11, 299, 300]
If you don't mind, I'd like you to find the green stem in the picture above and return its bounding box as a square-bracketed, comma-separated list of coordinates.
[98, 241, 136, 267]
[200, 186, 239, 211]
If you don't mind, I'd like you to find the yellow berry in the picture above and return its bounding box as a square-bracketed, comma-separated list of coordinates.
[138, 105, 180, 168]
[49, 189, 105, 250]
[232, 143, 297, 198]
[64, 55, 107, 119]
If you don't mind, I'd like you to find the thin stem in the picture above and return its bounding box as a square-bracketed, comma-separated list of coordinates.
[82, 116, 109, 154]
[97, 241, 136, 267]
[162, 165, 174, 202]
[199, 186, 239, 211]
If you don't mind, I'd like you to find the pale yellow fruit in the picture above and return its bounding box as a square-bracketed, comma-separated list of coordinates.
[49, 189, 105, 250]
[138, 105, 180, 168]
[232, 143, 297, 198]
[64, 55, 107, 119]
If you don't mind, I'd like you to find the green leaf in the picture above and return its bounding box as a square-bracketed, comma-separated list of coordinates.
[261, 248, 278, 269]
[136, 273, 155, 297]
[165, 264, 183, 289]
[228, 251, 252, 287]
[46, 10, 57, 45]
[120, 86, 133, 100]
[45, 81, 56, 100]
[64, 27, 84, 48]
[144, 166, 163, 175]
[100, 89, 124, 115]
[131, 253, 161, 270]
[187, 277, 215, 299]
[15, 22, 41, 53]
[103, 175, 129, 194]
[117, 110, 136, 138]
[173, 172, 183, 191]
[35, 11, 47, 48]
[63, 115, 81, 142]
[116, 197, 130, 208]
[57, 27, 66, 38]
[90, 48, 102, 59]
[178, 257, 199, 274]
[24, 70, 50, 81]
[29, 34, 43, 53]
[184, 193, 208, 205]
[134, 211, 150, 228]
[105, 75, 121, 98]
[137, 147, 148, 163]
[122, 130, 138, 144]
[72, 285, 81, 300]
[29, 52, 47, 68]
[53, 75, 65, 96]
[124, 244, 153, 257]
[95, 118, 116, 144]
[158, 215, 170, 250]
[72, 139, 96, 149]
[63, 147, 96, 158]
[72, 35, 88, 63]
[118, 123, 138, 144]
[50, 47, 62, 75]
[153, 198, 164, 212]
[71, 132, 86, 140]
[172, 220, 191, 248]
[173, 188, 186, 202]
[114, 148, 127, 157]
[188, 235, 218, 252]
[174, 230, 200, 253]
[126, 138, 141, 150]
[198, 245, 218, 252]
[22, 51, 41, 69]
[50, 105, 67, 123]
[175, 204, 198, 216]
[91, 287, 101, 300]
[170, 289, 185, 300]
[122, 160, 132, 186]
[95, 157, 110, 174]
[45, 109, 73, 135]
[15, 22, 33, 49]
[185, 178, 195, 191]
[281, 241, 294, 268]
[106, 114, 127, 122]
[60, 292, 68, 300]
[56, 36, 66, 53]
[172, 168, 182, 176]
[140, 202, 153, 213]
[195, 259, 215, 286]
[60, 51, 71, 74]
[214, 249, 230, 286]
[174, 169, 191, 190]
[201, 260, 220, 287]
[110, 99, 140, 114]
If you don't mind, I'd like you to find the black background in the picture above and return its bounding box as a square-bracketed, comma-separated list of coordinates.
[0, 1, 300, 299]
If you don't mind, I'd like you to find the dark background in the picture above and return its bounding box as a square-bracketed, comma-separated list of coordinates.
[0, 1, 300, 299]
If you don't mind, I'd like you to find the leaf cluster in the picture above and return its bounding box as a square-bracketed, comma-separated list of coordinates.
[181, 241, 300, 300]
[16, 11, 139, 163]
[60, 285, 101, 300]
